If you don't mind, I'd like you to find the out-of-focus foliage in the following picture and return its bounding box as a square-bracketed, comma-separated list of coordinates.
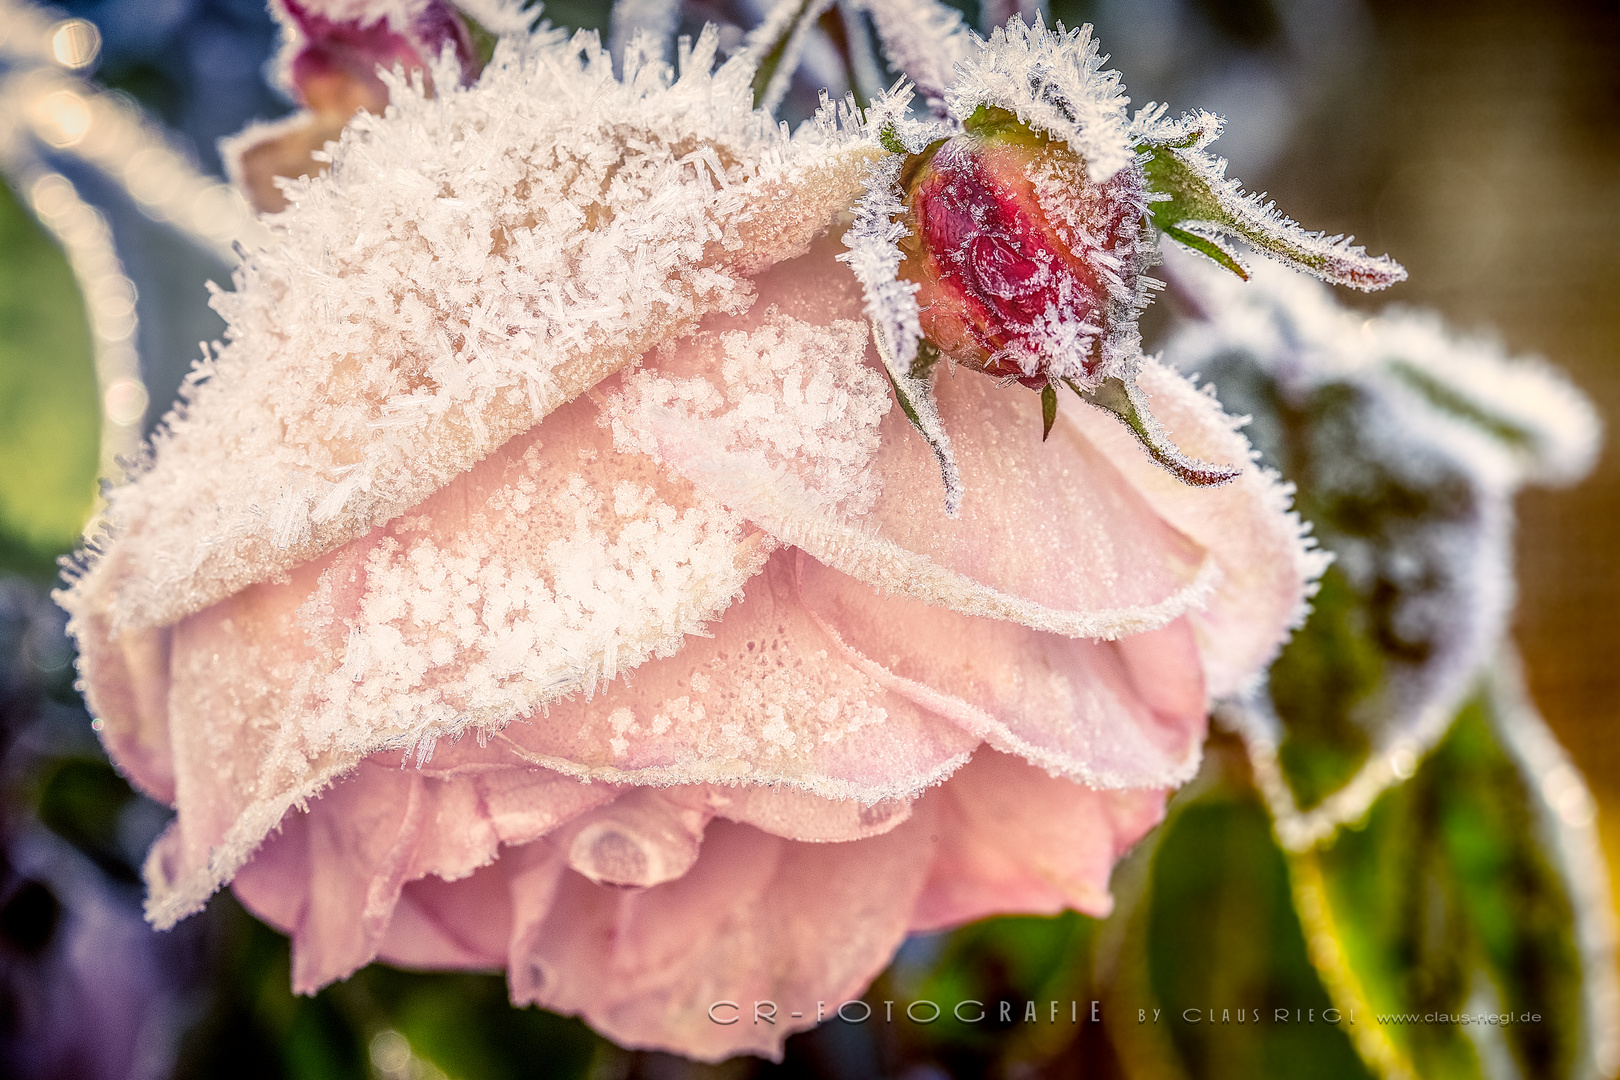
[0, 183, 98, 579]
[1316, 696, 1586, 1080]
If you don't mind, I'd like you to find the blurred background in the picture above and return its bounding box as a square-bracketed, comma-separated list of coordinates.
[0, 0, 1615, 1076]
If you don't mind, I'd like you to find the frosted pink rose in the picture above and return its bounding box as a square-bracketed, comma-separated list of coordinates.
[60, 23, 1320, 1062]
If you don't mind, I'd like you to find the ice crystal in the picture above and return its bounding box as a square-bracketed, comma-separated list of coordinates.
[290, 396, 768, 759]
[608, 0, 681, 66]
[609, 311, 893, 516]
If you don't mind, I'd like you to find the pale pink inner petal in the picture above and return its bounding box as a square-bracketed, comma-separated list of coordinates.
[465, 548, 979, 803]
[710, 784, 913, 843]
[551, 789, 709, 888]
[794, 553, 1208, 789]
[909, 748, 1167, 930]
[627, 246, 1219, 642]
[378, 864, 512, 971]
[1066, 358, 1325, 696]
[234, 746, 925, 989]
[232, 757, 612, 991]
[512, 812, 938, 1062]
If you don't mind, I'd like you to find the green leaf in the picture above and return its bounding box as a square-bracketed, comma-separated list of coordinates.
[1307, 688, 1596, 1080]
[1138, 772, 1376, 1080]
[1385, 359, 1538, 453]
[0, 179, 99, 579]
[874, 912, 1100, 1070]
[1196, 350, 1495, 815]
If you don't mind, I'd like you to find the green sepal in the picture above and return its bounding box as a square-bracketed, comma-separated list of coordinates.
[1071, 376, 1241, 487]
[1138, 134, 1406, 292]
[748, 0, 822, 111]
[877, 123, 907, 156]
[962, 104, 1048, 149]
[873, 326, 963, 516]
[911, 339, 943, 380]
[1162, 224, 1249, 280]
[1040, 383, 1058, 441]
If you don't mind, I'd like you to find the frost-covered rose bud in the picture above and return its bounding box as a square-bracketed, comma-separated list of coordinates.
[897, 108, 1141, 389]
[845, 18, 1403, 498]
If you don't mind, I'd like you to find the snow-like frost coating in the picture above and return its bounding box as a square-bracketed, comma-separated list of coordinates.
[947, 17, 1135, 184]
[65, 24, 883, 636]
[1165, 249, 1600, 840]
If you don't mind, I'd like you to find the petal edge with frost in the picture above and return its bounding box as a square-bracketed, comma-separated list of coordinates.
[62, 27, 880, 638]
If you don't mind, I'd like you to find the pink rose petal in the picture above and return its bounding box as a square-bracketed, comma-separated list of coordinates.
[231, 758, 612, 990]
[229, 746, 1164, 1060]
[794, 552, 1208, 789]
[511, 814, 936, 1061]
[1067, 359, 1329, 696]
[136, 393, 767, 927]
[73, 82, 880, 637]
[909, 748, 1167, 929]
[462, 549, 979, 802]
[621, 252, 1221, 642]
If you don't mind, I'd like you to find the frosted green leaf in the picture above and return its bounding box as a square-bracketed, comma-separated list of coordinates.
[1306, 682, 1612, 1080]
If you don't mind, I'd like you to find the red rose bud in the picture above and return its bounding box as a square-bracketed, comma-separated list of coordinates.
[897, 109, 1144, 390]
